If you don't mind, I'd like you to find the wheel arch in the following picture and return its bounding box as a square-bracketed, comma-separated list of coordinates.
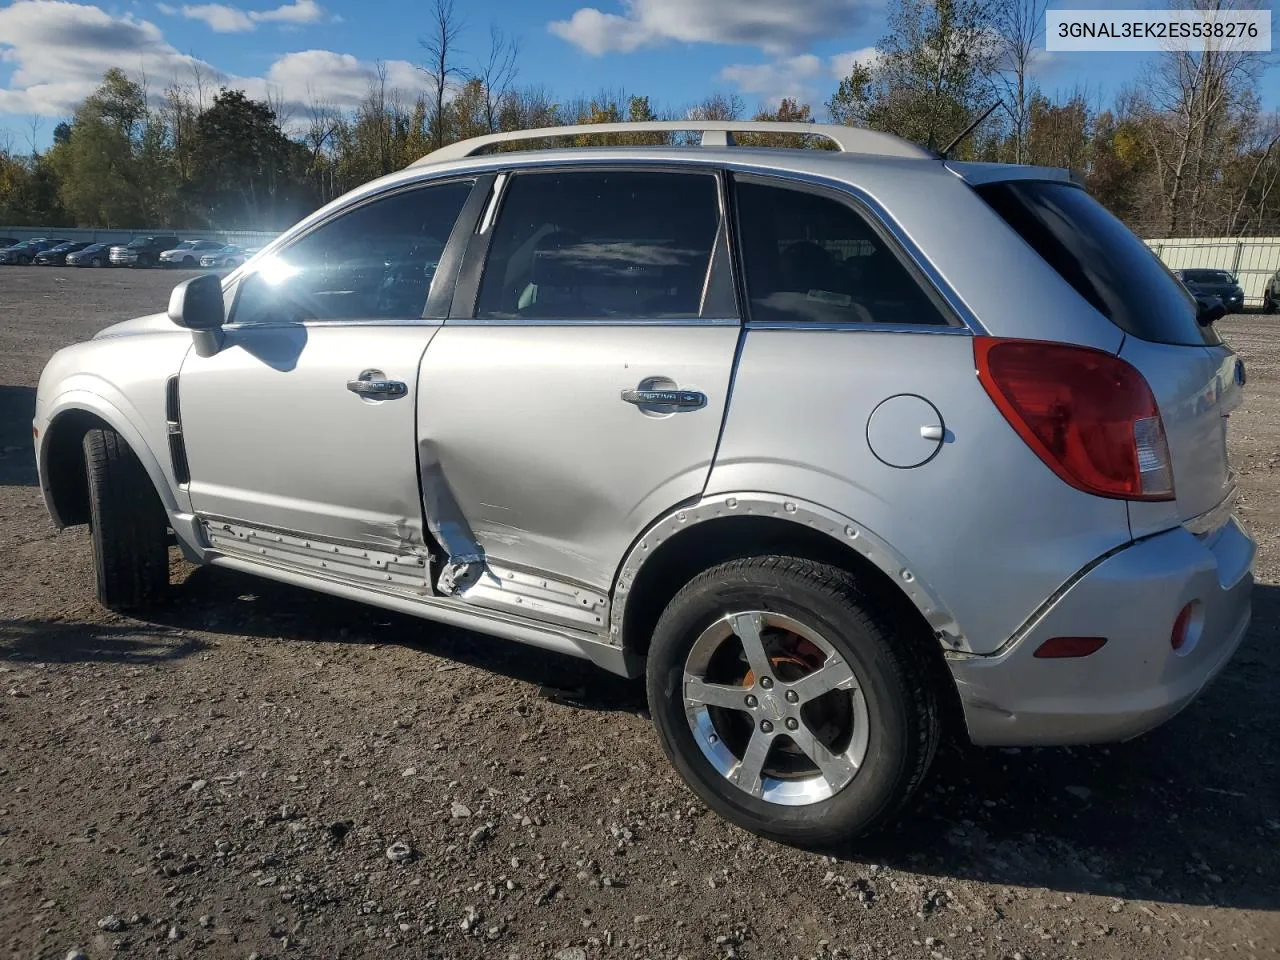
[611, 493, 971, 663]
[40, 393, 179, 529]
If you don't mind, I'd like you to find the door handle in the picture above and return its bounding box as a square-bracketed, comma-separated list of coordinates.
[347, 372, 407, 400]
[621, 388, 707, 410]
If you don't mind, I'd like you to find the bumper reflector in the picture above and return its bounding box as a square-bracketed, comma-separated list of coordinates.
[1033, 636, 1108, 659]
[1171, 602, 1197, 651]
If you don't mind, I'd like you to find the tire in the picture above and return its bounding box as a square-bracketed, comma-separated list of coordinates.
[83, 427, 170, 611]
[1265, 292, 1277, 315]
[646, 556, 940, 847]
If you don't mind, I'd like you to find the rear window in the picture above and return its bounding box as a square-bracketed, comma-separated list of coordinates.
[976, 180, 1217, 346]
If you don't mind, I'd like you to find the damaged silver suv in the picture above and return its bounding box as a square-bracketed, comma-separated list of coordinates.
[34, 121, 1254, 844]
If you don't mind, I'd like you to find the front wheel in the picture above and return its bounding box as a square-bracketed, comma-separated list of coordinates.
[647, 556, 940, 846]
[83, 427, 170, 611]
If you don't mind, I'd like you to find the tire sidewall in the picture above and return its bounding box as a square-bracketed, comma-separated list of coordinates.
[647, 565, 918, 843]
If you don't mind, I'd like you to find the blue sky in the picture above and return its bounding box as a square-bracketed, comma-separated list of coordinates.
[0, 0, 1276, 150]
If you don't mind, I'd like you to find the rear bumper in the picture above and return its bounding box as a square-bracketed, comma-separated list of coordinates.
[950, 517, 1254, 746]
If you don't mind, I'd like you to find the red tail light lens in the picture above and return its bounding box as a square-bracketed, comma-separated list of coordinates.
[975, 338, 1174, 501]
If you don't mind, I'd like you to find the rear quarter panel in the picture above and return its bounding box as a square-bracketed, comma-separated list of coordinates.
[706, 329, 1133, 654]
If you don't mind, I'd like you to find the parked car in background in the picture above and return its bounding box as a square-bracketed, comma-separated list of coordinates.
[0, 237, 19, 249]
[1264, 269, 1279, 313]
[33, 240, 92, 266]
[66, 243, 112, 268]
[109, 234, 181, 268]
[1176, 269, 1245, 314]
[0, 238, 68, 265]
[31, 120, 1255, 844]
[198, 243, 244, 269]
[159, 239, 225, 268]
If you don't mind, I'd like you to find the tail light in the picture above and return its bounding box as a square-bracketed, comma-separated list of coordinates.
[975, 338, 1174, 501]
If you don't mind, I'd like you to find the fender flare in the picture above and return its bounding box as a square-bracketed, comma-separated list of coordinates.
[609, 491, 970, 654]
[40, 387, 186, 525]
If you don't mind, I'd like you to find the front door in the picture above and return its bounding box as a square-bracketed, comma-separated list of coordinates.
[178, 177, 481, 574]
[416, 167, 739, 624]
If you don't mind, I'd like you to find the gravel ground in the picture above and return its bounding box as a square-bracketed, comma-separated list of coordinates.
[0, 266, 1277, 960]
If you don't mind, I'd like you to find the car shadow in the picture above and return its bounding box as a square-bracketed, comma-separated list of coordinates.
[150, 563, 646, 714]
[133, 562, 1278, 910]
[0, 385, 37, 486]
[0, 617, 209, 663]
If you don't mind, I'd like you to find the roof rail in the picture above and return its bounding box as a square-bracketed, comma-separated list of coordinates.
[408, 120, 933, 167]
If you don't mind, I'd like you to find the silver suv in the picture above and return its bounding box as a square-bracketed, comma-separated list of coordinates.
[33, 121, 1254, 844]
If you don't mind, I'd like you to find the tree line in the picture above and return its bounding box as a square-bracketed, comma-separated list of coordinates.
[0, 0, 1275, 238]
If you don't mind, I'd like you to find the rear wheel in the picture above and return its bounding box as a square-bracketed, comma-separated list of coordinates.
[1265, 291, 1277, 315]
[646, 556, 939, 846]
[83, 427, 170, 611]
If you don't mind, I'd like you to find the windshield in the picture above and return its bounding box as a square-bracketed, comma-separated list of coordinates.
[1182, 269, 1235, 284]
[976, 180, 1217, 347]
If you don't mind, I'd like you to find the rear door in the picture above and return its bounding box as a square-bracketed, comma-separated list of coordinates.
[415, 166, 739, 624]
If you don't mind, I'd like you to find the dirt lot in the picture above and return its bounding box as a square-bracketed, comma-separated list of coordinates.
[0, 266, 1276, 960]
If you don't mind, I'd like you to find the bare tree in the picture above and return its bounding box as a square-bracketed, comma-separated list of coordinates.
[477, 26, 519, 133]
[687, 92, 746, 121]
[1144, 0, 1264, 234]
[993, 0, 1047, 163]
[419, 0, 468, 150]
[24, 113, 44, 154]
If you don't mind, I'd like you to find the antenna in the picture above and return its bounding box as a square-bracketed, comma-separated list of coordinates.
[940, 102, 1000, 159]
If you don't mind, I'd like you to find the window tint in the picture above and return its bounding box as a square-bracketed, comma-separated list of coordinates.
[734, 180, 949, 327]
[476, 171, 719, 320]
[976, 180, 1216, 346]
[232, 180, 473, 324]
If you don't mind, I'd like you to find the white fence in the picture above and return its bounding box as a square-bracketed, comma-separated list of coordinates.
[1146, 237, 1279, 308]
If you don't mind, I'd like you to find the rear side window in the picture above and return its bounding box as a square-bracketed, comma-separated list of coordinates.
[976, 181, 1215, 346]
[733, 179, 950, 327]
[476, 170, 720, 320]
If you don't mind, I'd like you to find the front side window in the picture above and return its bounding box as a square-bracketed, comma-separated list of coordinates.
[231, 180, 473, 324]
[475, 170, 720, 321]
[734, 179, 949, 327]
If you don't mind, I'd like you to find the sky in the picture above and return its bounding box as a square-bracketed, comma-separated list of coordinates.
[0, 0, 1277, 151]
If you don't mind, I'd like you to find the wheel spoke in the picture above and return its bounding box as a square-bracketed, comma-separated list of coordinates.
[728, 612, 773, 682]
[788, 656, 856, 703]
[684, 676, 751, 712]
[787, 719, 857, 789]
[731, 729, 772, 798]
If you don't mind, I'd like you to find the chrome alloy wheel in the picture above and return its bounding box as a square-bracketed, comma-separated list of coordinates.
[682, 611, 870, 806]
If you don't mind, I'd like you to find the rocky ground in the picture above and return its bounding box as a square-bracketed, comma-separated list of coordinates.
[0, 266, 1276, 960]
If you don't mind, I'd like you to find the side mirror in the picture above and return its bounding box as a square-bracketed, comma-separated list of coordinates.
[1195, 294, 1227, 327]
[168, 274, 225, 331]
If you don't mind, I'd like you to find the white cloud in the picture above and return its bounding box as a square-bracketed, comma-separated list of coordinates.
[719, 54, 825, 103]
[829, 46, 879, 79]
[171, 0, 326, 33]
[0, 0, 223, 115]
[717, 48, 882, 107]
[241, 50, 427, 111]
[549, 0, 879, 57]
[181, 3, 253, 32]
[0, 0, 422, 123]
[155, 1, 177, 12]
